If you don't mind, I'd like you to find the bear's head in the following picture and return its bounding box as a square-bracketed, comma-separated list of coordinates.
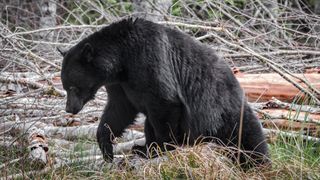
[60, 42, 107, 114]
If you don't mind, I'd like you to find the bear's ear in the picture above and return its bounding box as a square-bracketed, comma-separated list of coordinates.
[82, 43, 94, 63]
[57, 47, 67, 57]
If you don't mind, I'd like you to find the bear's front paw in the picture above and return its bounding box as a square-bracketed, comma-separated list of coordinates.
[99, 142, 114, 162]
[132, 144, 161, 158]
[132, 145, 148, 158]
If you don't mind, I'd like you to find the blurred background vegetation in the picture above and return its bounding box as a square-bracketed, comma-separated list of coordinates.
[1, 0, 320, 30]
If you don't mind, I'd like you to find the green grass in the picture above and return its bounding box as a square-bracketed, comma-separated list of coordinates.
[269, 137, 320, 179]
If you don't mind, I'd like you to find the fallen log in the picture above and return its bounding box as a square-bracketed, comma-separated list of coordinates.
[0, 76, 65, 97]
[262, 119, 319, 134]
[235, 73, 320, 102]
[266, 97, 320, 114]
[26, 127, 49, 169]
[2, 120, 49, 169]
[263, 128, 320, 143]
[257, 108, 320, 124]
[256, 104, 320, 137]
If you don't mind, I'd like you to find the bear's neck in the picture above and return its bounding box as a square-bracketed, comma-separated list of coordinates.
[91, 19, 159, 84]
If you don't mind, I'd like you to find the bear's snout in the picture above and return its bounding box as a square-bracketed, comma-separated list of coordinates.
[65, 105, 81, 114]
[65, 97, 83, 114]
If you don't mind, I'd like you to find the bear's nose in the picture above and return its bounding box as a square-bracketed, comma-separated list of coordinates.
[66, 108, 80, 114]
[66, 105, 79, 114]
[65, 105, 73, 114]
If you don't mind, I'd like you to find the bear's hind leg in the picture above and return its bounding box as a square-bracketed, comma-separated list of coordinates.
[240, 106, 270, 167]
[133, 102, 182, 158]
[132, 119, 157, 157]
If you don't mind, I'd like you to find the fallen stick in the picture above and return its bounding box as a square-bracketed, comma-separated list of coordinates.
[0, 158, 21, 170]
[0, 103, 53, 110]
[258, 108, 320, 125]
[114, 138, 146, 154]
[44, 124, 144, 141]
[267, 97, 320, 114]
[0, 136, 19, 149]
[263, 128, 320, 142]
[0, 76, 65, 97]
[0, 109, 59, 117]
[54, 137, 146, 158]
[1, 97, 65, 107]
[0, 88, 44, 105]
[262, 119, 318, 131]
[224, 50, 320, 58]
[44, 124, 97, 140]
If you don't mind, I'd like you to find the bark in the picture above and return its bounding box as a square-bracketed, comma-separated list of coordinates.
[38, 0, 57, 37]
[37, 0, 57, 52]
[315, 0, 320, 14]
[314, 0, 320, 33]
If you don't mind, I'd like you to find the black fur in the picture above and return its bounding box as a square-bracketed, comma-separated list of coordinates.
[61, 18, 269, 166]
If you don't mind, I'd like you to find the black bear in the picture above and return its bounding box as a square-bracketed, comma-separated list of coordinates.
[60, 18, 269, 166]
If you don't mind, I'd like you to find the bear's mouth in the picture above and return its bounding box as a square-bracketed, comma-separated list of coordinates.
[65, 98, 84, 114]
[66, 104, 83, 114]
